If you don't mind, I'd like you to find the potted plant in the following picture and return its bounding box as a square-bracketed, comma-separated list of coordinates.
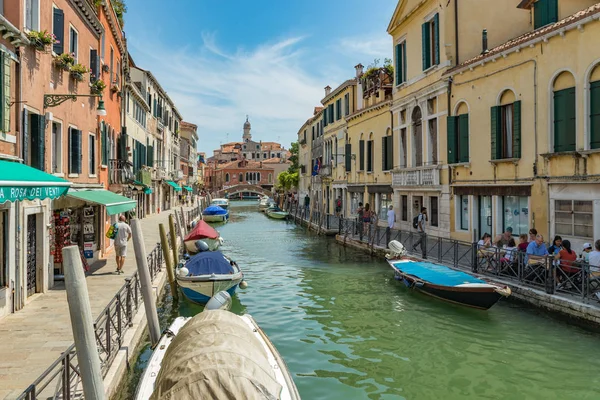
[27, 30, 57, 51]
[70, 63, 90, 82]
[102, 64, 110, 73]
[53, 53, 75, 71]
[90, 79, 106, 95]
[110, 83, 120, 93]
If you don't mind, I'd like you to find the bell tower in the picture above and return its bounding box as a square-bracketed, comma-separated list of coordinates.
[243, 115, 252, 142]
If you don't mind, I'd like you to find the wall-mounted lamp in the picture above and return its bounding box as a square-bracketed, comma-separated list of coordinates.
[43, 94, 107, 116]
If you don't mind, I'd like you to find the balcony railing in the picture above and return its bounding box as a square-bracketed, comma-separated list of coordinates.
[318, 165, 332, 177]
[392, 165, 440, 187]
[109, 159, 134, 185]
[172, 170, 184, 180]
[157, 120, 164, 131]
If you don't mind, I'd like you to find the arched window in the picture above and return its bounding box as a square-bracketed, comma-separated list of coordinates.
[552, 72, 576, 153]
[447, 101, 470, 164]
[491, 90, 521, 159]
[412, 107, 423, 167]
[245, 172, 249, 181]
[257, 173, 261, 181]
[239, 173, 243, 182]
[590, 63, 600, 149]
[225, 173, 230, 182]
[268, 173, 272, 183]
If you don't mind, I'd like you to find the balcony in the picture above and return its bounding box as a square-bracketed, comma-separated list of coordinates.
[172, 170, 184, 181]
[157, 120, 164, 131]
[318, 165, 332, 177]
[392, 165, 441, 187]
[109, 159, 134, 185]
[137, 168, 152, 186]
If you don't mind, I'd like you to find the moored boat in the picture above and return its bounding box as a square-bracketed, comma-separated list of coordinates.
[202, 205, 229, 222]
[176, 251, 244, 304]
[266, 209, 289, 219]
[183, 220, 223, 252]
[210, 198, 230, 210]
[386, 241, 510, 310]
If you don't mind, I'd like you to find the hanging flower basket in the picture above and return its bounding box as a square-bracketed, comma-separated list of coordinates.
[102, 64, 110, 73]
[90, 79, 106, 95]
[27, 30, 57, 51]
[54, 53, 75, 71]
[70, 63, 90, 82]
[111, 84, 120, 93]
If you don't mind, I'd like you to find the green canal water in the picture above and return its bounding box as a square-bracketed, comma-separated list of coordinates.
[117, 201, 600, 400]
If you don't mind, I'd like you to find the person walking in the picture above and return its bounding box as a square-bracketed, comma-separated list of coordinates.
[356, 202, 364, 240]
[304, 194, 310, 214]
[114, 215, 132, 275]
[335, 197, 342, 217]
[412, 207, 428, 259]
[386, 205, 395, 246]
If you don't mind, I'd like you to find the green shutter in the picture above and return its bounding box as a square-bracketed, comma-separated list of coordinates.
[75, 130, 82, 174]
[359, 140, 365, 171]
[30, 114, 40, 170]
[386, 135, 394, 170]
[447, 116, 458, 164]
[345, 143, 352, 172]
[101, 123, 107, 165]
[433, 13, 440, 66]
[513, 101, 521, 158]
[1, 53, 10, 133]
[590, 81, 600, 149]
[458, 114, 469, 163]
[547, 0, 558, 25]
[381, 136, 387, 171]
[554, 88, 576, 152]
[395, 43, 401, 85]
[367, 140, 373, 172]
[535, 0, 558, 29]
[22, 109, 29, 164]
[491, 106, 501, 160]
[402, 42, 407, 83]
[422, 22, 430, 70]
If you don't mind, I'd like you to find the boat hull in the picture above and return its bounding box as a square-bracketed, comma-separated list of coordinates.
[267, 211, 288, 219]
[202, 213, 229, 222]
[184, 237, 221, 253]
[177, 276, 242, 304]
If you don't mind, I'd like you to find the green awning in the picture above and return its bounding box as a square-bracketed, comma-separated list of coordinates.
[67, 189, 137, 216]
[183, 186, 193, 192]
[165, 180, 182, 192]
[143, 187, 153, 195]
[130, 180, 144, 187]
[0, 160, 71, 204]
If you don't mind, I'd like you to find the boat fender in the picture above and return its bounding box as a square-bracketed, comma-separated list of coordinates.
[178, 267, 189, 277]
[415, 281, 425, 288]
[219, 236, 224, 245]
[205, 291, 232, 311]
[239, 280, 248, 289]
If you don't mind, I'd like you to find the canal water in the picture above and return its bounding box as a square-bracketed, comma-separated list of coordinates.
[117, 201, 600, 400]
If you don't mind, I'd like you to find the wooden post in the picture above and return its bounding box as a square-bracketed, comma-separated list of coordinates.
[169, 214, 179, 270]
[180, 206, 187, 230]
[159, 223, 177, 299]
[130, 219, 160, 346]
[175, 209, 186, 243]
[62, 246, 105, 400]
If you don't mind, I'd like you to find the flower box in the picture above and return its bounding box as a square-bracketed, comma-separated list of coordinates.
[27, 30, 57, 51]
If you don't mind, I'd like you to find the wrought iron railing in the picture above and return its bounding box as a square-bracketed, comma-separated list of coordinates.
[17, 239, 167, 400]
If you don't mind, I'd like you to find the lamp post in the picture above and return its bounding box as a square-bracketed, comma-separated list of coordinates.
[43, 94, 107, 116]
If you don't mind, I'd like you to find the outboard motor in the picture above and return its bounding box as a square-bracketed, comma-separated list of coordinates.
[195, 240, 210, 252]
[205, 291, 232, 311]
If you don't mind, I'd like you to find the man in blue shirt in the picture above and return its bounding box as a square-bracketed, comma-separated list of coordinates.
[526, 234, 548, 263]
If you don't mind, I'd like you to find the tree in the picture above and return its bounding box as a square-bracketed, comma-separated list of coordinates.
[288, 142, 299, 173]
[277, 170, 299, 191]
[112, 0, 127, 27]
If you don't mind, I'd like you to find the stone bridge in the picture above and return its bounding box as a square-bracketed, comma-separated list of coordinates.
[216, 184, 271, 198]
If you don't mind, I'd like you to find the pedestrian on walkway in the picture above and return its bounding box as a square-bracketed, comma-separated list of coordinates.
[335, 197, 342, 217]
[304, 194, 310, 213]
[114, 215, 132, 274]
[413, 207, 428, 259]
[386, 205, 395, 246]
[357, 202, 364, 240]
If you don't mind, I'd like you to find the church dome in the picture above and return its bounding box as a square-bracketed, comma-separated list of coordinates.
[243, 116, 251, 129]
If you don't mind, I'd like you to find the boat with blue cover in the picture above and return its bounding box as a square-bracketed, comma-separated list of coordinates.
[176, 251, 244, 304]
[385, 241, 510, 310]
[202, 204, 229, 223]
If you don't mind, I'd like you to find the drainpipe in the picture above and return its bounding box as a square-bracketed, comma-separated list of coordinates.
[15, 47, 24, 311]
[454, 0, 459, 64]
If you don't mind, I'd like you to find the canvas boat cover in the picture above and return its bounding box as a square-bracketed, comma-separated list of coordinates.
[185, 251, 234, 276]
[391, 261, 485, 287]
[203, 205, 228, 215]
[184, 220, 219, 241]
[150, 310, 282, 400]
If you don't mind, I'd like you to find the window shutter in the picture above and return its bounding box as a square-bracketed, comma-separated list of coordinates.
[101, 123, 107, 165]
[547, 0, 558, 25]
[76, 130, 82, 174]
[513, 101, 522, 158]
[422, 22, 430, 70]
[553, 88, 576, 152]
[490, 106, 500, 160]
[22, 108, 29, 164]
[329, 104, 334, 123]
[68, 127, 72, 173]
[402, 42, 407, 83]
[90, 49, 98, 81]
[395, 43, 401, 84]
[53, 8, 64, 54]
[381, 136, 387, 171]
[446, 116, 458, 164]
[590, 81, 600, 149]
[1, 53, 10, 133]
[30, 114, 40, 169]
[386, 135, 394, 170]
[359, 140, 365, 171]
[434, 13, 440, 66]
[367, 140, 373, 172]
[345, 143, 352, 172]
[323, 108, 327, 127]
[38, 114, 46, 170]
[458, 114, 469, 163]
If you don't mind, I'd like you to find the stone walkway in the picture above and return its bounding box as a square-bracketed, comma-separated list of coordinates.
[0, 207, 196, 400]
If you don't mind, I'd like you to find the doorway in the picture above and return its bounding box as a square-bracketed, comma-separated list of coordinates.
[26, 214, 38, 297]
[478, 195, 493, 239]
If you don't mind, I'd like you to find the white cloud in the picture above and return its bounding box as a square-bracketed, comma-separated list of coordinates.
[337, 34, 392, 60]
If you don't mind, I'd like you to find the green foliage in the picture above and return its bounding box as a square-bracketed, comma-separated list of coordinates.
[288, 141, 299, 173]
[90, 79, 106, 94]
[276, 170, 299, 191]
[112, 0, 127, 27]
[362, 57, 394, 82]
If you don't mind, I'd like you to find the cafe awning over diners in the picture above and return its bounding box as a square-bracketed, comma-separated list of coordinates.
[67, 189, 137, 215]
[0, 160, 71, 204]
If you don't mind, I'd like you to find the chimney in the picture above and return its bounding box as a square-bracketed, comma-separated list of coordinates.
[324, 85, 331, 96]
[354, 63, 364, 78]
[482, 29, 489, 54]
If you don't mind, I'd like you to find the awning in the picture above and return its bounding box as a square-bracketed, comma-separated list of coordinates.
[165, 180, 182, 192]
[183, 186, 193, 192]
[347, 185, 365, 193]
[367, 185, 393, 194]
[67, 189, 137, 215]
[143, 187, 153, 195]
[0, 160, 71, 204]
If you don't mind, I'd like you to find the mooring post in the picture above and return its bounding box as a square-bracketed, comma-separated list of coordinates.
[169, 214, 180, 271]
[62, 245, 105, 400]
[159, 223, 178, 299]
[130, 219, 161, 347]
[180, 206, 187, 230]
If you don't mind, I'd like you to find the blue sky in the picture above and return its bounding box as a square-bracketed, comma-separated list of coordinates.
[125, 0, 396, 155]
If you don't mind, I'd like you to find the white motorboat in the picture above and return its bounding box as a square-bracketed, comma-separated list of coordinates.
[210, 198, 230, 210]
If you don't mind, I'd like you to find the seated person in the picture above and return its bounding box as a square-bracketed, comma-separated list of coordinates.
[581, 242, 593, 263]
[517, 234, 529, 252]
[494, 227, 513, 247]
[526, 234, 549, 264]
[548, 235, 563, 255]
[478, 233, 493, 248]
[555, 240, 578, 276]
[501, 238, 518, 264]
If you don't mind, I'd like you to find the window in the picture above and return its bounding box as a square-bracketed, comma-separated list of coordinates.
[421, 14, 439, 70]
[491, 101, 521, 159]
[447, 114, 469, 163]
[89, 134, 96, 175]
[90, 48, 99, 82]
[395, 41, 407, 85]
[69, 26, 78, 62]
[344, 93, 350, 115]
[100, 32, 105, 60]
[555, 200, 593, 239]
[52, 121, 62, 173]
[336, 99, 341, 121]
[412, 107, 423, 167]
[277, 153, 281, 158]
[381, 135, 393, 171]
[268, 173, 273, 183]
[399, 128, 407, 167]
[312, 126, 315, 140]
[225, 173, 230, 182]
[553, 87, 576, 152]
[428, 119, 437, 164]
[69, 127, 82, 174]
[345, 143, 352, 172]
[0, 52, 11, 133]
[109, 47, 114, 85]
[458, 195, 469, 230]
[358, 140, 365, 171]
[24, 0, 39, 31]
[239, 173, 243, 182]
[534, 0, 558, 29]
[430, 196, 439, 227]
[328, 104, 334, 124]
[401, 195, 408, 221]
[379, 193, 393, 220]
[366, 140, 374, 172]
[502, 196, 528, 236]
[23, 111, 46, 170]
[52, 7, 64, 54]
[592, 78, 600, 149]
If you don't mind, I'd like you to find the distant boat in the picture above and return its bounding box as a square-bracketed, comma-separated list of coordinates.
[134, 310, 301, 400]
[210, 198, 230, 210]
[266, 208, 289, 220]
[202, 205, 229, 222]
[259, 196, 273, 209]
[176, 251, 243, 304]
[184, 220, 223, 252]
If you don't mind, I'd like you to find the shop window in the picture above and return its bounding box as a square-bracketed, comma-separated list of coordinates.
[430, 196, 439, 227]
[401, 195, 408, 221]
[555, 200, 593, 239]
[502, 196, 529, 236]
[379, 193, 392, 220]
[458, 195, 469, 231]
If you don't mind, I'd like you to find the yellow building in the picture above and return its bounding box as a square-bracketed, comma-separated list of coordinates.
[444, 1, 600, 250]
[297, 107, 323, 202]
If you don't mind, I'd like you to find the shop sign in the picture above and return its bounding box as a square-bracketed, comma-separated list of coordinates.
[0, 186, 69, 203]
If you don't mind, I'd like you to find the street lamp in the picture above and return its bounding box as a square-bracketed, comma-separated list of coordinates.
[43, 94, 107, 116]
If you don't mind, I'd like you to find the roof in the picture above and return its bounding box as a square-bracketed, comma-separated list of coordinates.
[262, 158, 290, 164]
[181, 121, 198, 130]
[217, 160, 275, 170]
[446, 3, 600, 75]
[321, 79, 357, 105]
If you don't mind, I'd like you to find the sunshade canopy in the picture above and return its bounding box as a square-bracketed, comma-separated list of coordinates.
[183, 185, 193, 192]
[67, 189, 137, 216]
[165, 180, 182, 192]
[184, 251, 234, 275]
[144, 187, 153, 195]
[185, 220, 219, 241]
[202, 205, 228, 215]
[0, 160, 71, 204]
